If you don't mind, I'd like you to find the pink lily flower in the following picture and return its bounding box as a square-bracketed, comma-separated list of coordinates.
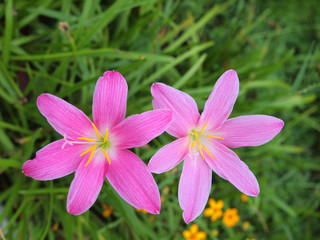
[148, 70, 284, 223]
[23, 71, 172, 215]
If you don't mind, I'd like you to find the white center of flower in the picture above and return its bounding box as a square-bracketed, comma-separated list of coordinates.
[62, 123, 111, 166]
[189, 123, 224, 160]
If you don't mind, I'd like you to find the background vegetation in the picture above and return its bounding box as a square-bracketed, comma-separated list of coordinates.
[0, 0, 319, 239]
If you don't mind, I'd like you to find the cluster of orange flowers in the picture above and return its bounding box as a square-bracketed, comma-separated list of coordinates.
[203, 198, 241, 227]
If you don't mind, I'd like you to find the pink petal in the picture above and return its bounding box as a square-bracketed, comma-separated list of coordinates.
[22, 140, 84, 180]
[178, 154, 212, 223]
[67, 153, 108, 215]
[148, 137, 189, 174]
[203, 140, 259, 196]
[217, 115, 284, 148]
[37, 94, 93, 139]
[93, 71, 128, 130]
[199, 70, 239, 131]
[151, 83, 200, 138]
[112, 110, 172, 149]
[106, 150, 161, 214]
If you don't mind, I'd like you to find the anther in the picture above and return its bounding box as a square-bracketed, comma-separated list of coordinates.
[104, 128, 109, 143]
[101, 149, 111, 164]
[80, 143, 97, 157]
[92, 123, 101, 139]
[200, 123, 208, 135]
[84, 144, 97, 166]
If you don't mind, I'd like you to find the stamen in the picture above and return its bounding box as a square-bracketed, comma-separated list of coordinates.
[92, 123, 101, 139]
[80, 143, 97, 157]
[101, 149, 111, 164]
[193, 129, 199, 139]
[200, 123, 208, 135]
[197, 141, 204, 159]
[104, 128, 109, 143]
[78, 137, 96, 142]
[202, 134, 224, 139]
[201, 144, 215, 160]
[84, 144, 97, 166]
[191, 140, 199, 149]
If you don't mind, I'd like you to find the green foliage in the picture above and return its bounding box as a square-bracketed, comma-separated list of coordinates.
[0, 0, 319, 239]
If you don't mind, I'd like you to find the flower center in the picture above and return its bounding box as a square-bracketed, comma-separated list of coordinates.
[62, 123, 111, 166]
[189, 123, 224, 160]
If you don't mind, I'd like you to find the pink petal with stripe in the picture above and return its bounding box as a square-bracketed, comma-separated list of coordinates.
[67, 152, 108, 215]
[112, 110, 172, 149]
[37, 94, 93, 139]
[22, 140, 84, 180]
[93, 71, 128, 131]
[199, 70, 239, 131]
[151, 83, 200, 138]
[106, 150, 161, 214]
[148, 137, 189, 174]
[217, 115, 284, 148]
[203, 140, 259, 196]
[178, 154, 212, 223]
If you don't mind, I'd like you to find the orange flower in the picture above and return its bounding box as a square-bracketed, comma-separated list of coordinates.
[183, 224, 207, 240]
[102, 203, 113, 218]
[242, 221, 250, 230]
[204, 198, 224, 221]
[136, 208, 148, 214]
[211, 229, 219, 236]
[222, 208, 240, 227]
[241, 194, 248, 203]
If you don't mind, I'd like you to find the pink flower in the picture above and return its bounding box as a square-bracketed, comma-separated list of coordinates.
[23, 71, 172, 215]
[148, 70, 284, 223]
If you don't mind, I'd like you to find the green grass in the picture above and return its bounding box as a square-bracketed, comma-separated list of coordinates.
[0, 0, 319, 239]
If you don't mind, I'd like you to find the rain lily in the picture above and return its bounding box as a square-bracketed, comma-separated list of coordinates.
[148, 70, 284, 223]
[23, 71, 172, 215]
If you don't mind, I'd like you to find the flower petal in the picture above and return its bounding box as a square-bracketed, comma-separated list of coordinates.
[203, 140, 259, 196]
[148, 137, 189, 174]
[93, 71, 128, 131]
[151, 83, 200, 138]
[112, 110, 172, 149]
[217, 115, 284, 148]
[106, 150, 161, 214]
[199, 70, 239, 131]
[37, 93, 93, 139]
[178, 154, 212, 223]
[22, 140, 84, 180]
[67, 153, 107, 215]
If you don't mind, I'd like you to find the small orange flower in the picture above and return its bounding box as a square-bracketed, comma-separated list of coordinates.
[136, 208, 148, 214]
[182, 224, 207, 240]
[242, 221, 250, 230]
[102, 203, 114, 218]
[241, 194, 248, 203]
[211, 229, 219, 236]
[52, 223, 59, 231]
[222, 208, 240, 227]
[204, 198, 224, 221]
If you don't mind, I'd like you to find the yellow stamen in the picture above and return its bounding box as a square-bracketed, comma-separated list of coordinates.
[191, 140, 199, 149]
[193, 129, 199, 139]
[104, 128, 109, 143]
[201, 144, 215, 160]
[202, 134, 224, 139]
[92, 123, 101, 139]
[197, 141, 204, 159]
[101, 149, 111, 164]
[200, 123, 208, 135]
[84, 144, 97, 166]
[80, 143, 97, 157]
[78, 137, 96, 142]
